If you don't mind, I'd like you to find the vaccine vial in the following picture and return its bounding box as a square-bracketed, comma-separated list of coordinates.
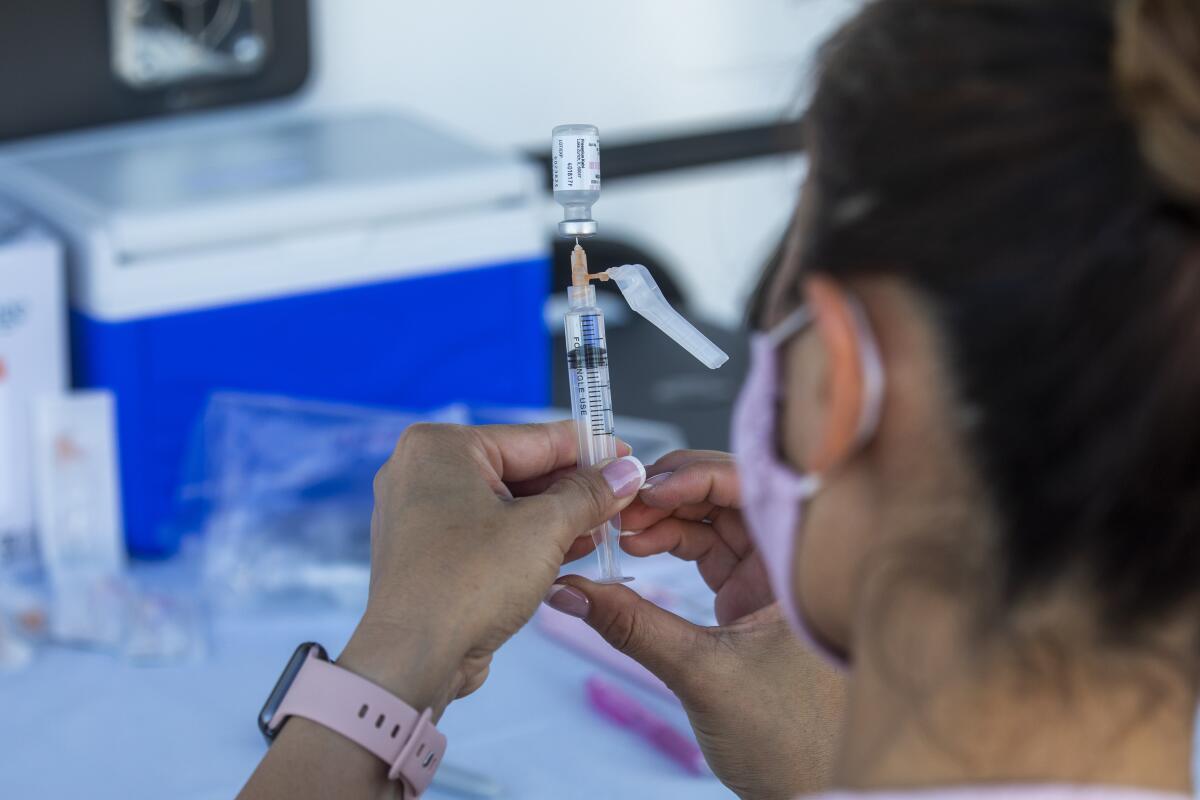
[552, 124, 601, 237]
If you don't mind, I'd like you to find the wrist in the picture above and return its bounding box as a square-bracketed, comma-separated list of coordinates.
[337, 615, 461, 720]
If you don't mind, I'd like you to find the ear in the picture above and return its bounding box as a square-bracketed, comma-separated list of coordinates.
[804, 277, 868, 473]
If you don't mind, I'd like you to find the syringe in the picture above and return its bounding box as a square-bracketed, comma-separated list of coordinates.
[552, 122, 729, 584]
[564, 244, 629, 583]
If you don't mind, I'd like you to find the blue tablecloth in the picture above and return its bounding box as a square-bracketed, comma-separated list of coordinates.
[0, 559, 734, 799]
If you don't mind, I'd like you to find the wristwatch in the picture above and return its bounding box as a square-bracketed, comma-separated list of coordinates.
[258, 642, 447, 798]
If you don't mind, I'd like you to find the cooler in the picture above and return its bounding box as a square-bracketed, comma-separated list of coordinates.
[0, 112, 551, 556]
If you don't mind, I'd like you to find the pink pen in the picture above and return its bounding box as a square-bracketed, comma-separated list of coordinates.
[584, 674, 709, 776]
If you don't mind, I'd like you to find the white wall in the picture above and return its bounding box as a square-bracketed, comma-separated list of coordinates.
[300, 0, 857, 326]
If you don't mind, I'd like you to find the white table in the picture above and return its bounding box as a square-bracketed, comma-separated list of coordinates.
[0, 559, 735, 799]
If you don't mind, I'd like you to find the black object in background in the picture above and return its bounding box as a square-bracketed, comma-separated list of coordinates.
[530, 119, 806, 186]
[0, 0, 310, 143]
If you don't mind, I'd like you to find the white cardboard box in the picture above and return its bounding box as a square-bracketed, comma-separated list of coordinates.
[32, 391, 124, 578]
[0, 209, 67, 565]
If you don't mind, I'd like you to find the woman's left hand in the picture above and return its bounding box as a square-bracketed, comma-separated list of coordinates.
[338, 421, 644, 717]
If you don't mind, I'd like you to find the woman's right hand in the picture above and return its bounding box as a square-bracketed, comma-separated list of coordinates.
[550, 451, 846, 800]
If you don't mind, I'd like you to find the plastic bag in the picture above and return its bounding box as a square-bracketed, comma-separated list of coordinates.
[182, 392, 469, 609]
[184, 393, 686, 610]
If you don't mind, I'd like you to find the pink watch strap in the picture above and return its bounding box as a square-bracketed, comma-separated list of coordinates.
[267, 649, 446, 797]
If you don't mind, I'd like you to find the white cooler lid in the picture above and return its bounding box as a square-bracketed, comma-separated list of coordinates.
[0, 112, 535, 260]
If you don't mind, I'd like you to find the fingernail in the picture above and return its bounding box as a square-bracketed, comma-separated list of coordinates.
[619, 529, 640, 537]
[544, 584, 590, 619]
[602, 456, 646, 498]
[640, 472, 672, 492]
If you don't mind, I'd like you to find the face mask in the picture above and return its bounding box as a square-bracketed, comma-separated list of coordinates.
[731, 302, 884, 669]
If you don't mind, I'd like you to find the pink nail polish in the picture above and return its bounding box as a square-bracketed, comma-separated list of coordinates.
[602, 456, 646, 498]
[544, 584, 590, 619]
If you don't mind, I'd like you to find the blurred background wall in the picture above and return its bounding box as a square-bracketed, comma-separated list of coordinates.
[301, 0, 858, 327]
[0, 0, 862, 560]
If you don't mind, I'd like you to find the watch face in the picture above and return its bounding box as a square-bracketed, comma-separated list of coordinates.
[258, 642, 327, 743]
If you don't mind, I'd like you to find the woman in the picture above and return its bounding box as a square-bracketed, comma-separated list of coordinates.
[242, 0, 1200, 796]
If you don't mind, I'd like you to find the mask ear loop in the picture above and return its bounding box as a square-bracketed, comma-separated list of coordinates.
[845, 296, 886, 448]
[764, 306, 814, 348]
[761, 298, 880, 464]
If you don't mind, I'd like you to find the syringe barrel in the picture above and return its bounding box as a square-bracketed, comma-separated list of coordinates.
[565, 310, 617, 467]
[563, 293, 627, 583]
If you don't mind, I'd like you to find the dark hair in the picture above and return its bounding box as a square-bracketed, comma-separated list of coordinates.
[794, 0, 1200, 630]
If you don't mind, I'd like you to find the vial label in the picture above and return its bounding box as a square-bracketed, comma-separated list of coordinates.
[552, 132, 601, 193]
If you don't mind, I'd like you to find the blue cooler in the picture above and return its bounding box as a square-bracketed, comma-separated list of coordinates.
[0, 112, 550, 556]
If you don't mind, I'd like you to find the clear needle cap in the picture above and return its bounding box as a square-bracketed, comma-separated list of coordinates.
[605, 264, 730, 369]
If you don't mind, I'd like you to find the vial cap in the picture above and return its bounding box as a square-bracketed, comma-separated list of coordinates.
[558, 220, 598, 237]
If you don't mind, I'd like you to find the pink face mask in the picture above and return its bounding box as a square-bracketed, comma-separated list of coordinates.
[731, 302, 884, 669]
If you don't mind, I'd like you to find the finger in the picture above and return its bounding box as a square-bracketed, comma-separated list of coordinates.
[645, 449, 734, 476]
[621, 518, 719, 558]
[620, 494, 724, 535]
[634, 504, 754, 560]
[547, 576, 712, 697]
[469, 421, 628, 483]
[467, 421, 580, 483]
[509, 456, 647, 551]
[549, 494, 710, 532]
[621, 499, 730, 537]
[504, 438, 633, 498]
[638, 457, 742, 511]
[615, 498, 675, 533]
[505, 465, 577, 498]
[563, 535, 596, 563]
[621, 518, 742, 593]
